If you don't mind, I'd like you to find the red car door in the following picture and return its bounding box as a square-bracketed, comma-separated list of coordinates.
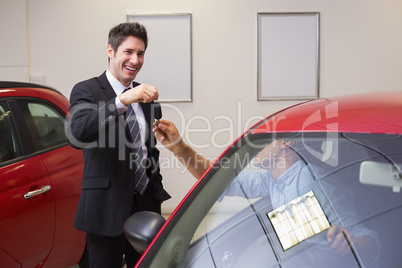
[0, 98, 56, 268]
[38, 145, 85, 267]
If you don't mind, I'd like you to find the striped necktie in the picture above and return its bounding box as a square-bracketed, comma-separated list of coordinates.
[125, 88, 149, 194]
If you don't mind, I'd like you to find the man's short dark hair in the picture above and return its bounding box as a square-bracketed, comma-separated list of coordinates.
[108, 22, 148, 52]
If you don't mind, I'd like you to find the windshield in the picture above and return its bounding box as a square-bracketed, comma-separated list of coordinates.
[144, 132, 402, 268]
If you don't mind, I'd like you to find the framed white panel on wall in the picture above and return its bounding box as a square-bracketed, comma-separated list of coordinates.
[127, 13, 192, 102]
[258, 13, 320, 101]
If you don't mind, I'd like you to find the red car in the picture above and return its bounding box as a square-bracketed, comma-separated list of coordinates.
[0, 82, 86, 267]
[125, 91, 402, 267]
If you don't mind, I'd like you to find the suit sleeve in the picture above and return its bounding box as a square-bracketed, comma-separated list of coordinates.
[67, 80, 119, 149]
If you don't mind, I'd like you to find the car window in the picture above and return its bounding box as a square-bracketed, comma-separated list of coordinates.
[184, 133, 402, 268]
[23, 101, 67, 151]
[187, 187, 277, 268]
[0, 102, 22, 163]
[142, 133, 401, 267]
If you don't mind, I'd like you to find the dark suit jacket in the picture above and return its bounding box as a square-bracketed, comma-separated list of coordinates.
[67, 71, 170, 236]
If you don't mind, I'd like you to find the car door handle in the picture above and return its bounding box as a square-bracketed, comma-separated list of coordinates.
[24, 185, 51, 199]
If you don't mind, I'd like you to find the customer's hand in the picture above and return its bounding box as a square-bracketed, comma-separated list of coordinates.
[153, 120, 183, 151]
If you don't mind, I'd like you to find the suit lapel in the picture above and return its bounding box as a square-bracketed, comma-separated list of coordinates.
[98, 71, 117, 100]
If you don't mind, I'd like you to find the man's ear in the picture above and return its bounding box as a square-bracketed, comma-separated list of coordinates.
[107, 44, 114, 60]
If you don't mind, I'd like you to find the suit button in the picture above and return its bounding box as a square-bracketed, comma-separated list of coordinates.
[128, 187, 134, 192]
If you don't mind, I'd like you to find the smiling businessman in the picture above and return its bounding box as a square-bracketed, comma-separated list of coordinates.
[67, 22, 170, 268]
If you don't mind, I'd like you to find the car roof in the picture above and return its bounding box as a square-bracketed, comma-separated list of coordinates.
[250, 91, 402, 135]
[0, 81, 61, 93]
[0, 81, 70, 114]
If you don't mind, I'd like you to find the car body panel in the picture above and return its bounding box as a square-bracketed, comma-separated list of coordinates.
[0, 82, 85, 267]
[252, 92, 402, 135]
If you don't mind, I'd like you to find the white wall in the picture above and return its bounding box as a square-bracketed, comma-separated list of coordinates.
[0, 0, 29, 81]
[6, 0, 402, 212]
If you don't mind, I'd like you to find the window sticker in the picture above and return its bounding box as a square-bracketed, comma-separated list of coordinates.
[267, 191, 330, 250]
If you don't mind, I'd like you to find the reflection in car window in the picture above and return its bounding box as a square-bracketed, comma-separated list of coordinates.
[25, 102, 67, 151]
[186, 133, 402, 268]
[0, 102, 22, 163]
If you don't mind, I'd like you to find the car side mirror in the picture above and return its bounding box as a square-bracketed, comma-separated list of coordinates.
[123, 211, 166, 254]
[360, 161, 402, 193]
